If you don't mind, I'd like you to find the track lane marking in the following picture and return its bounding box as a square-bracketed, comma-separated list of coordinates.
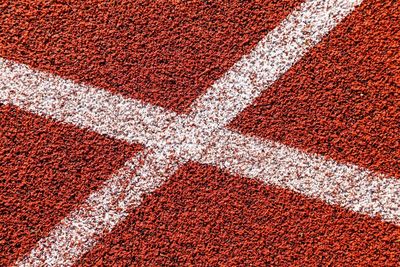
[1, 0, 390, 265]
[11, 150, 181, 266]
[201, 128, 400, 224]
[190, 0, 364, 127]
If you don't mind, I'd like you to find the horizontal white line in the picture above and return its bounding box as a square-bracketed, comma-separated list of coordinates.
[2, 0, 390, 265]
[201, 129, 400, 224]
[0, 58, 176, 146]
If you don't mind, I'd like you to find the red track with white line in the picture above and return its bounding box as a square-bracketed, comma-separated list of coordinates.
[1, 0, 399, 266]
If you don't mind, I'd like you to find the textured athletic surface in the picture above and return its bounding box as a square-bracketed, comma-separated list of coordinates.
[1, 0, 399, 266]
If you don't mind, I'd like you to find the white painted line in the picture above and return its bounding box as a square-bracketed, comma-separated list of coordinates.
[17, 150, 181, 267]
[0, 0, 363, 151]
[0, 58, 176, 146]
[0, 0, 384, 265]
[190, 0, 363, 127]
[201, 128, 400, 224]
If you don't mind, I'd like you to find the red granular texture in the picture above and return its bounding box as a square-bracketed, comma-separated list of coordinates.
[77, 163, 400, 266]
[0, 105, 141, 266]
[229, 0, 400, 178]
[0, 0, 303, 113]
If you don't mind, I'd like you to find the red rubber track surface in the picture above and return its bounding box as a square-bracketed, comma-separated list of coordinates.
[78, 163, 400, 266]
[230, 0, 400, 179]
[0, 0, 302, 113]
[1, 0, 400, 266]
[0, 105, 141, 266]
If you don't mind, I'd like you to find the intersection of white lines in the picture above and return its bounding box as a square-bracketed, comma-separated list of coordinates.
[1, 0, 399, 266]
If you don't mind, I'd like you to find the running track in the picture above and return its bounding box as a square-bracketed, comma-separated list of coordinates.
[1, 0, 399, 266]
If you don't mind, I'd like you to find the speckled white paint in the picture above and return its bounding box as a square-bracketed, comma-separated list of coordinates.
[12, 150, 181, 266]
[2, 0, 392, 266]
[201, 128, 400, 224]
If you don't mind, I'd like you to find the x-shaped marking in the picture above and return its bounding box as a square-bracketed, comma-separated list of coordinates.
[1, 0, 397, 266]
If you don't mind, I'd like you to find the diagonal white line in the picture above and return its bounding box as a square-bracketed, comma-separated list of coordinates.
[3, 57, 398, 225]
[1, 0, 393, 266]
[13, 150, 181, 266]
[190, 0, 363, 127]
